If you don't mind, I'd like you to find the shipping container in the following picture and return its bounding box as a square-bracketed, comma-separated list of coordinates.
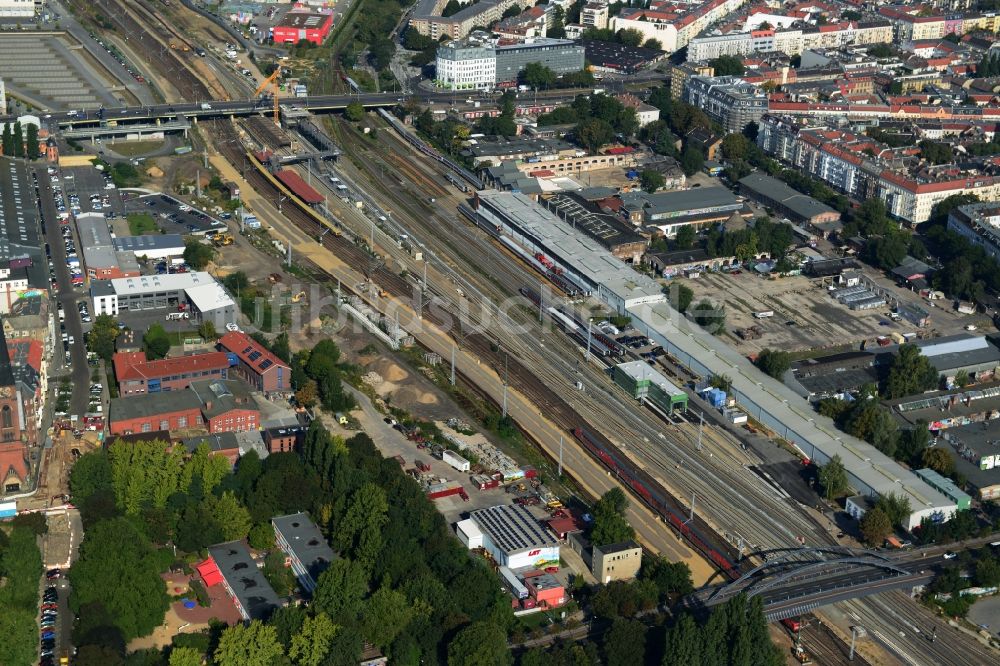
[443, 449, 471, 472]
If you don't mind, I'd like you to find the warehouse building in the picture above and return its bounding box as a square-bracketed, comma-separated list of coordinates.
[205, 541, 282, 621]
[737, 172, 842, 233]
[619, 187, 747, 236]
[613, 360, 688, 414]
[457, 504, 559, 569]
[114, 234, 186, 262]
[218, 331, 292, 394]
[108, 379, 259, 436]
[90, 271, 236, 326]
[272, 10, 334, 45]
[272, 512, 335, 594]
[76, 213, 140, 280]
[114, 350, 234, 395]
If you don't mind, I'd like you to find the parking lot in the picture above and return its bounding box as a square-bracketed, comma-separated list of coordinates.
[125, 193, 228, 236]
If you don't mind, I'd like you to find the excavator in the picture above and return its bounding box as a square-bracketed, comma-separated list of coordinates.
[255, 64, 282, 126]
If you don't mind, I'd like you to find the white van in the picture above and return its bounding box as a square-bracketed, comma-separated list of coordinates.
[753, 311, 774, 319]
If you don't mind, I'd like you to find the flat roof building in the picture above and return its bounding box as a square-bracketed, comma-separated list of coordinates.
[114, 234, 186, 261]
[272, 512, 335, 594]
[91, 271, 236, 327]
[593, 540, 643, 584]
[613, 360, 688, 415]
[475, 191, 664, 313]
[461, 504, 560, 569]
[914, 468, 971, 511]
[207, 540, 282, 620]
[738, 172, 842, 232]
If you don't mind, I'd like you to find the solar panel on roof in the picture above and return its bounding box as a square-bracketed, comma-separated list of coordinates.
[241, 346, 253, 354]
[259, 359, 273, 370]
[248, 350, 262, 362]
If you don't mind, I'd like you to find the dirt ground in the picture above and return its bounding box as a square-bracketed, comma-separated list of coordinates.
[127, 573, 241, 653]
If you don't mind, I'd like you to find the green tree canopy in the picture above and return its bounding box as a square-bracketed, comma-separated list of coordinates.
[754, 348, 791, 379]
[446, 621, 512, 666]
[921, 447, 955, 475]
[884, 343, 940, 399]
[214, 621, 283, 666]
[691, 299, 726, 335]
[674, 224, 696, 250]
[590, 488, 636, 547]
[344, 101, 365, 122]
[859, 506, 892, 546]
[68, 517, 169, 640]
[681, 145, 704, 176]
[818, 454, 850, 500]
[520, 62, 557, 89]
[182, 238, 215, 270]
[576, 117, 615, 153]
[640, 169, 665, 193]
[290, 612, 339, 666]
[710, 54, 745, 76]
[143, 323, 171, 360]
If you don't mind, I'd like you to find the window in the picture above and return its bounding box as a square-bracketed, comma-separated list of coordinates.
[141, 422, 152, 432]
[160, 420, 169, 430]
[178, 416, 187, 428]
[1, 404, 11, 429]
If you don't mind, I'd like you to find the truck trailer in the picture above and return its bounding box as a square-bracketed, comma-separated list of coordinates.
[442, 449, 471, 472]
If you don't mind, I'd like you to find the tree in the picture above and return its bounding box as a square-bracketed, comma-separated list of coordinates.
[875, 493, 912, 527]
[25, 122, 39, 160]
[211, 491, 252, 541]
[743, 120, 759, 142]
[0, 607, 39, 666]
[681, 145, 704, 176]
[897, 422, 930, 464]
[248, 522, 275, 550]
[335, 483, 389, 569]
[313, 558, 370, 623]
[295, 379, 319, 409]
[884, 344, 940, 399]
[674, 224, 696, 250]
[604, 618, 647, 666]
[441, 0, 461, 16]
[617, 28, 643, 47]
[721, 133, 752, 160]
[691, 299, 726, 335]
[446, 621, 512, 666]
[548, 5, 566, 38]
[922, 447, 955, 476]
[264, 550, 297, 596]
[12, 121, 23, 157]
[214, 621, 283, 666]
[817, 454, 850, 500]
[361, 587, 413, 649]
[86, 313, 120, 362]
[710, 54, 745, 76]
[643, 37, 662, 50]
[290, 612, 339, 666]
[108, 439, 184, 513]
[521, 62, 556, 89]
[198, 320, 217, 341]
[724, 159, 751, 182]
[975, 556, 1000, 588]
[168, 647, 204, 666]
[859, 507, 892, 546]
[640, 169, 665, 193]
[68, 517, 169, 640]
[665, 281, 694, 313]
[1, 123, 12, 156]
[919, 140, 952, 165]
[344, 101, 365, 122]
[576, 117, 614, 153]
[591, 489, 636, 547]
[754, 348, 791, 379]
[662, 613, 702, 666]
[182, 238, 215, 270]
[143, 323, 171, 360]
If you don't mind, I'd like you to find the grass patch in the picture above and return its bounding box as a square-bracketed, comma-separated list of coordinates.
[109, 140, 165, 157]
[127, 213, 159, 236]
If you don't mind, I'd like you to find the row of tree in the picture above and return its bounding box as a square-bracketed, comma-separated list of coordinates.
[518, 592, 781, 666]
[1, 120, 40, 159]
[0, 524, 44, 665]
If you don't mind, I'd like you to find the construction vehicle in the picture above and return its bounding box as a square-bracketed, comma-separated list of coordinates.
[291, 291, 306, 303]
[255, 63, 282, 126]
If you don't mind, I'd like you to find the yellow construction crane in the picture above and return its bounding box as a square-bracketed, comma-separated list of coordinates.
[255, 64, 282, 125]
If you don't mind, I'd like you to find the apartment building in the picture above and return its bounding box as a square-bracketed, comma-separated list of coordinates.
[435, 38, 584, 89]
[682, 75, 768, 133]
[610, 0, 750, 52]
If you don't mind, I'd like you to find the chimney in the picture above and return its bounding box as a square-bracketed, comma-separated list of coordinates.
[204, 400, 213, 411]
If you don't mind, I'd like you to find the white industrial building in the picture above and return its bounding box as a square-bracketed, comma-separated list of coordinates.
[90, 271, 236, 325]
[0, 0, 34, 18]
[114, 234, 186, 262]
[457, 504, 559, 569]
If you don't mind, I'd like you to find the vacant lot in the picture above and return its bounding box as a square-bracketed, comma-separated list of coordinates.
[128, 212, 158, 235]
[686, 271, 900, 355]
[109, 140, 165, 157]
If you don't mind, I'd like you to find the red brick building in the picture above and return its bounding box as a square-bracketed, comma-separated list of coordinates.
[262, 423, 307, 454]
[109, 379, 259, 436]
[114, 350, 234, 395]
[218, 332, 291, 394]
[272, 10, 333, 45]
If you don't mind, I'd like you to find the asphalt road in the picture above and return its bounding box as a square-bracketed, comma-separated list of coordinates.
[35, 169, 91, 417]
